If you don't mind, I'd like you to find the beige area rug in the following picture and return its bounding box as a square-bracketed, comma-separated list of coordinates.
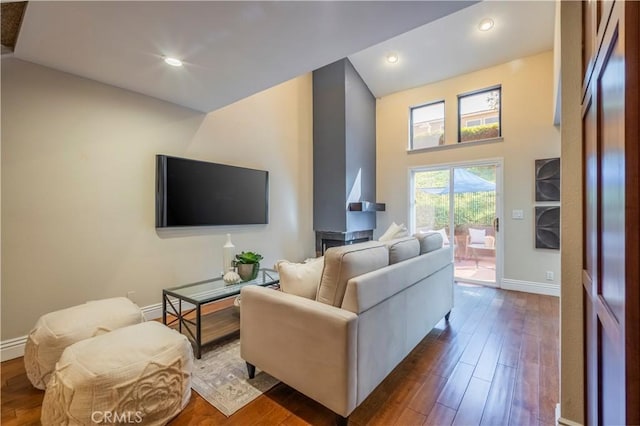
[191, 336, 279, 416]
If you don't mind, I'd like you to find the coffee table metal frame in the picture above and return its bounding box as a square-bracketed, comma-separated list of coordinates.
[162, 268, 279, 358]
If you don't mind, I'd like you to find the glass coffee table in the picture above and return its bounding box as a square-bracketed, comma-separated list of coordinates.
[162, 269, 279, 358]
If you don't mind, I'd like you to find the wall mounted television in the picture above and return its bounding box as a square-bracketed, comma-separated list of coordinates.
[156, 155, 269, 227]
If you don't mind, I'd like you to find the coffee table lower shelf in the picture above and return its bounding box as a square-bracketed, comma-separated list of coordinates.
[164, 298, 240, 358]
[167, 298, 240, 352]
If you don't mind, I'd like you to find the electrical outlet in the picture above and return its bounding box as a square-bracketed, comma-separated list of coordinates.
[545, 271, 554, 281]
[126, 291, 136, 303]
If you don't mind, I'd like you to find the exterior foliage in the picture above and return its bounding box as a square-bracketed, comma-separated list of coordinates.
[459, 123, 499, 142]
[414, 168, 496, 232]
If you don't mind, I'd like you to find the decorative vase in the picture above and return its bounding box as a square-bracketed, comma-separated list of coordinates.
[222, 234, 235, 276]
[237, 263, 259, 282]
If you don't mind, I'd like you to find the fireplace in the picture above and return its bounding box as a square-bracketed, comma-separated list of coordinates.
[315, 230, 374, 256]
[312, 58, 383, 256]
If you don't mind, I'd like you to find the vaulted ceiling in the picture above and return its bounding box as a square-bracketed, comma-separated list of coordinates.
[6, 1, 555, 113]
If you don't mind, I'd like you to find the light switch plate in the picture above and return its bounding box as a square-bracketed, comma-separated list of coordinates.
[512, 209, 524, 220]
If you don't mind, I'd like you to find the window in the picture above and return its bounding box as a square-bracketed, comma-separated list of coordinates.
[410, 100, 445, 150]
[458, 86, 501, 143]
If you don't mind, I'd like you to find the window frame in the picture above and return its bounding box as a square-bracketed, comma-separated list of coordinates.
[457, 85, 502, 143]
[409, 99, 446, 150]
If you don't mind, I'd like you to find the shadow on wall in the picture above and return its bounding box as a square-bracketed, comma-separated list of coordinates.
[156, 225, 268, 239]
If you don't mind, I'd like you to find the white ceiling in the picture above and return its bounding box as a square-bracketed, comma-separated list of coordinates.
[348, 1, 556, 97]
[13, 1, 476, 112]
[13, 1, 555, 112]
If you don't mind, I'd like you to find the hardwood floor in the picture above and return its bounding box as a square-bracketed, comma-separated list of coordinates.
[1, 284, 559, 426]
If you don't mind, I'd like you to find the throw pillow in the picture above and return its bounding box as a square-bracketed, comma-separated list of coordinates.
[394, 224, 409, 238]
[379, 222, 409, 242]
[469, 228, 486, 245]
[275, 257, 324, 300]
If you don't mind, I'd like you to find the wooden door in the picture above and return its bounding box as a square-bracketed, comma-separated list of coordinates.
[582, 1, 640, 424]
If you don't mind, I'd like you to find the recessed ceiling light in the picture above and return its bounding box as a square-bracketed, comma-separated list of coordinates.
[386, 53, 399, 64]
[478, 18, 494, 32]
[164, 57, 183, 67]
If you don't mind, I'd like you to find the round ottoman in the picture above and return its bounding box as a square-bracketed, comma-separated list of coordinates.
[25, 297, 145, 389]
[41, 321, 193, 426]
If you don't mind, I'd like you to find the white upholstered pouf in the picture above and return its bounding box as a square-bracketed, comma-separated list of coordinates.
[41, 321, 193, 426]
[24, 297, 145, 389]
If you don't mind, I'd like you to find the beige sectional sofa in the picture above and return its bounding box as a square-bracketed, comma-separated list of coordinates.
[240, 233, 453, 421]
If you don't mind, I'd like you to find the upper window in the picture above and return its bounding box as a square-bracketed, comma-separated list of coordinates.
[458, 86, 501, 143]
[410, 100, 445, 150]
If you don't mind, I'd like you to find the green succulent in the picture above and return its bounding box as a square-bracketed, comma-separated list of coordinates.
[233, 251, 263, 265]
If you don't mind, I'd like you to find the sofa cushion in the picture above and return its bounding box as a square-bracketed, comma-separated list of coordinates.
[276, 257, 324, 300]
[430, 228, 450, 246]
[316, 241, 389, 307]
[384, 236, 420, 264]
[415, 232, 444, 254]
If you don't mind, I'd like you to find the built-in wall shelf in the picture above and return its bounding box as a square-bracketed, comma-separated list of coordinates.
[348, 202, 386, 212]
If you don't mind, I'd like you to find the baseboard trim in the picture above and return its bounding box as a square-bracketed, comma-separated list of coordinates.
[141, 302, 163, 321]
[0, 335, 29, 362]
[558, 416, 583, 426]
[1, 302, 164, 362]
[502, 278, 560, 297]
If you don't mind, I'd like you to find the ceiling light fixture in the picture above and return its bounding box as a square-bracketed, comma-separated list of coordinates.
[478, 18, 494, 31]
[386, 53, 399, 64]
[163, 57, 183, 67]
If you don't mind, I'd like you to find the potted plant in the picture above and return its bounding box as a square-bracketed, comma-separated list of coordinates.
[234, 251, 263, 282]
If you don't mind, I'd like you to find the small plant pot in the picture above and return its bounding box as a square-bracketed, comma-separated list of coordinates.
[237, 263, 259, 281]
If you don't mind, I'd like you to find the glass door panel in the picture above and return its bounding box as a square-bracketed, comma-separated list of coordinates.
[452, 165, 497, 285]
[413, 169, 453, 248]
[412, 162, 500, 287]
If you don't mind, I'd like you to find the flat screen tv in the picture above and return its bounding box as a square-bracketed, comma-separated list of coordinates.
[156, 155, 269, 227]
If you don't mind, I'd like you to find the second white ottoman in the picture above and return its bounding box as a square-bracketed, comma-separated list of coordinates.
[41, 321, 193, 426]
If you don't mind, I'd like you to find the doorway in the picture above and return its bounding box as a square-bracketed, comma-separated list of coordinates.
[410, 160, 502, 286]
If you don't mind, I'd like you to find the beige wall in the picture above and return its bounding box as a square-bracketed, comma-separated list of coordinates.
[376, 50, 561, 286]
[1, 59, 314, 339]
[559, 1, 584, 423]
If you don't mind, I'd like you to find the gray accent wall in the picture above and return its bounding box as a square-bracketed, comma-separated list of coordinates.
[313, 58, 376, 233]
[345, 59, 376, 232]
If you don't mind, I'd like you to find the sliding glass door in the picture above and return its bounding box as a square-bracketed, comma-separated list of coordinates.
[411, 161, 502, 286]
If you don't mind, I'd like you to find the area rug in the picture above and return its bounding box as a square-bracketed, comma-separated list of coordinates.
[191, 336, 279, 416]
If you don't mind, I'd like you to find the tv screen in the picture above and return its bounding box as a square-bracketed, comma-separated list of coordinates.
[156, 155, 269, 227]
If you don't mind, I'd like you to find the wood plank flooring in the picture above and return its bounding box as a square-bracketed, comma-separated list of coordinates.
[1, 283, 559, 426]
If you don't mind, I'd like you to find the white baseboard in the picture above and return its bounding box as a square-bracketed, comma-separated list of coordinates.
[1, 302, 164, 362]
[1, 335, 29, 362]
[141, 302, 163, 321]
[555, 403, 584, 426]
[558, 415, 583, 426]
[502, 278, 560, 297]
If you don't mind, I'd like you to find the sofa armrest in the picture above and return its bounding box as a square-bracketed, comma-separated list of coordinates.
[240, 285, 358, 417]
